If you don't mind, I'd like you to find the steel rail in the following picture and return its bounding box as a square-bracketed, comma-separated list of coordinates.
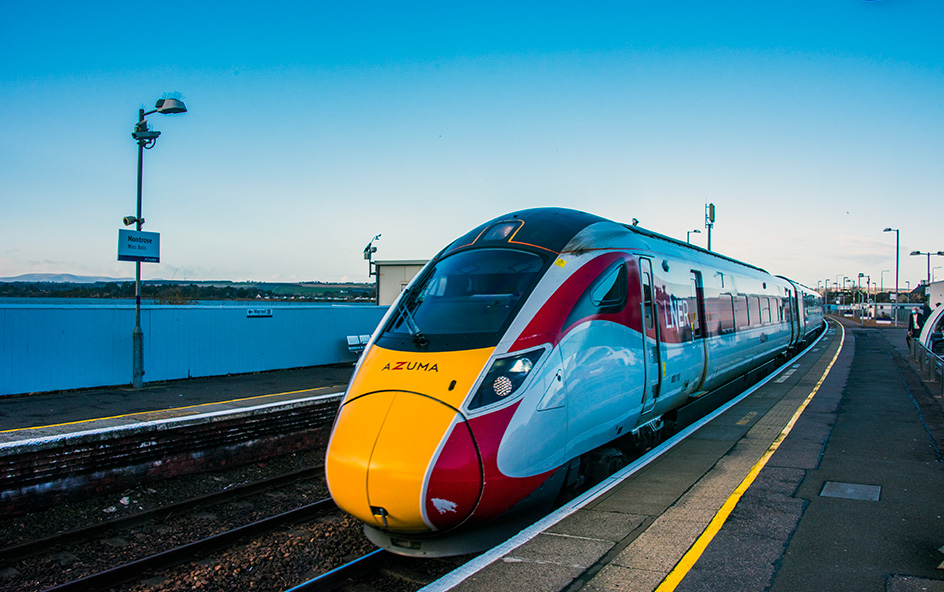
[1, 465, 326, 563]
[284, 549, 389, 591]
[41, 497, 336, 592]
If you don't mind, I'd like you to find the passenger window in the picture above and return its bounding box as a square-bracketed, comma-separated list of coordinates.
[561, 260, 628, 331]
[643, 271, 654, 330]
[719, 293, 735, 334]
[749, 296, 761, 327]
[736, 295, 750, 329]
[591, 263, 627, 307]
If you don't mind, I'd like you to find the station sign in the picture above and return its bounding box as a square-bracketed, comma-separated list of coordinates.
[118, 229, 160, 263]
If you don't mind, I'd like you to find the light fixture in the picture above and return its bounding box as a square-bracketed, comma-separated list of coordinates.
[128, 95, 187, 389]
[154, 98, 187, 114]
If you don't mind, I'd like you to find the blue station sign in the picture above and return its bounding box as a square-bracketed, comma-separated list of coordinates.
[118, 229, 161, 263]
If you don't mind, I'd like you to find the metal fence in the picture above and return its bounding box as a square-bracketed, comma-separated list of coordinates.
[912, 338, 944, 397]
[0, 303, 388, 396]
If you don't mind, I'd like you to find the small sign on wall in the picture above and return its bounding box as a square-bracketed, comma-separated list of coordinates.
[118, 229, 160, 263]
[247, 308, 273, 318]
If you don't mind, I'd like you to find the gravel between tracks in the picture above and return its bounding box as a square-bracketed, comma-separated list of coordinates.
[0, 447, 378, 591]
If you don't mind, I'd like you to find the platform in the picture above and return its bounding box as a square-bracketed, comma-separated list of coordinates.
[423, 318, 944, 592]
[3, 318, 942, 591]
[0, 365, 353, 445]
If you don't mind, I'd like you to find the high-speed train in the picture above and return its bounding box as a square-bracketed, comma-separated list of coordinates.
[326, 208, 824, 556]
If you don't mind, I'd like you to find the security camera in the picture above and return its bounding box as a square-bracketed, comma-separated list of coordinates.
[123, 216, 142, 226]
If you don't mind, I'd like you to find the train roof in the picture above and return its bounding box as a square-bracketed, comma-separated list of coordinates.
[440, 207, 772, 279]
[619, 222, 770, 275]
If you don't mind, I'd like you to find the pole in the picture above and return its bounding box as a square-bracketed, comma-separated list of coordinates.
[927, 252, 932, 289]
[895, 231, 899, 326]
[133, 108, 145, 388]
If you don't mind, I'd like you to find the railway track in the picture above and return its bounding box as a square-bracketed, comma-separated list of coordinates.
[43, 498, 336, 592]
[0, 466, 326, 563]
[288, 549, 474, 592]
[285, 344, 820, 592]
[1, 465, 375, 592]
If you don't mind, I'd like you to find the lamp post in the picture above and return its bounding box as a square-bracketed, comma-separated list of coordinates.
[825, 279, 830, 305]
[884, 228, 900, 325]
[127, 97, 187, 388]
[909, 250, 944, 302]
[857, 273, 866, 312]
[364, 234, 381, 304]
[686, 229, 701, 244]
[842, 276, 850, 306]
[705, 203, 715, 251]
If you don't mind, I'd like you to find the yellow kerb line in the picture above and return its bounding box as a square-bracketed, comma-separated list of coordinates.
[0, 385, 343, 434]
[655, 321, 845, 592]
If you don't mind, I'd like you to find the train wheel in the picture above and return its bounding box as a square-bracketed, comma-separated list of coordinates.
[586, 447, 626, 483]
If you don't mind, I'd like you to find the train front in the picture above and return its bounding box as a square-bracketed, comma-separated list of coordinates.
[325, 210, 602, 555]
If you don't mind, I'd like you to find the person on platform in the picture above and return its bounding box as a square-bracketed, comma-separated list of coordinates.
[907, 308, 922, 346]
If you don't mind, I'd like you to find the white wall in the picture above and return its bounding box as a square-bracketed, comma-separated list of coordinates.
[0, 304, 388, 396]
[376, 260, 427, 306]
[930, 281, 944, 308]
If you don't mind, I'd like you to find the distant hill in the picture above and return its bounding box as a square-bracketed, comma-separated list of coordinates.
[0, 273, 132, 283]
[0, 275, 375, 302]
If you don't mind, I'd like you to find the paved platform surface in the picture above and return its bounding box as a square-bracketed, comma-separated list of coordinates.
[425, 317, 944, 592]
[3, 318, 943, 591]
[0, 365, 353, 444]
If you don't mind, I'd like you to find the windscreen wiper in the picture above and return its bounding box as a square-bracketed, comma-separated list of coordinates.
[396, 289, 429, 347]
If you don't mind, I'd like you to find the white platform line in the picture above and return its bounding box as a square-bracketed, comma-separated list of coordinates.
[421, 329, 828, 592]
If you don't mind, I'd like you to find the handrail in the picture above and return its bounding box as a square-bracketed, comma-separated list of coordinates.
[912, 338, 944, 396]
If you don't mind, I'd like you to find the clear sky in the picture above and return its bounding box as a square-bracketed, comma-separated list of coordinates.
[1, 1, 942, 292]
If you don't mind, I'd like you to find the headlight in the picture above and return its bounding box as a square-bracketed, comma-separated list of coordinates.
[468, 349, 544, 410]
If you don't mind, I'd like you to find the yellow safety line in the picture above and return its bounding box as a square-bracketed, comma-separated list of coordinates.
[0, 385, 344, 434]
[655, 320, 846, 592]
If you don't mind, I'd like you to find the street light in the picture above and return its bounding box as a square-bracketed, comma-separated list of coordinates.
[883, 228, 900, 325]
[857, 273, 866, 311]
[364, 234, 381, 304]
[705, 203, 715, 251]
[686, 229, 701, 244]
[129, 96, 187, 388]
[909, 250, 944, 295]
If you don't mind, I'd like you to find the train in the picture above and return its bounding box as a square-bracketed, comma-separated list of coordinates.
[325, 207, 824, 556]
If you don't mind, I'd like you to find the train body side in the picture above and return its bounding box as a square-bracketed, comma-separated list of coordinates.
[495, 220, 800, 476]
[325, 207, 822, 555]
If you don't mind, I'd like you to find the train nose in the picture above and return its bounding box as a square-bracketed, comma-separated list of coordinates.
[326, 391, 483, 532]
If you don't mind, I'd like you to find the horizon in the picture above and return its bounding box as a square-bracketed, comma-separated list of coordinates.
[0, 273, 373, 286]
[2, 2, 942, 290]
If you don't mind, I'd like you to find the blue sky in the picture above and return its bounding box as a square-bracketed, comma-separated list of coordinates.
[1, 1, 942, 293]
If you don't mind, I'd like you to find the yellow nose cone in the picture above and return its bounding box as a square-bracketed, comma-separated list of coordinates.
[326, 345, 494, 531]
[327, 390, 472, 531]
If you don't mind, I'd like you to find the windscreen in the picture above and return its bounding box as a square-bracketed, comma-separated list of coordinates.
[380, 248, 546, 350]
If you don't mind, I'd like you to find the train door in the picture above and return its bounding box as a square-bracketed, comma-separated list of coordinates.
[690, 270, 709, 391]
[783, 287, 798, 347]
[640, 258, 662, 413]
